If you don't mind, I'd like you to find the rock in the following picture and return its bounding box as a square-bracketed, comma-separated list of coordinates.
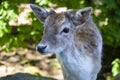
[0, 73, 57, 80]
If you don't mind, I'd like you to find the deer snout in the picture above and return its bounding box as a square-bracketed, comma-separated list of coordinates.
[36, 44, 47, 53]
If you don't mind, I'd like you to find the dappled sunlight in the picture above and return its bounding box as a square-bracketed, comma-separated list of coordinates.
[0, 48, 63, 80]
[9, 4, 32, 26]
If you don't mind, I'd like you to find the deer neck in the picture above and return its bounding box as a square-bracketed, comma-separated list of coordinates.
[56, 43, 96, 80]
[56, 45, 84, 80]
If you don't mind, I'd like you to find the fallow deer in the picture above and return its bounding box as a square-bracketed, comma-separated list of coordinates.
[30, 4, 102, 80]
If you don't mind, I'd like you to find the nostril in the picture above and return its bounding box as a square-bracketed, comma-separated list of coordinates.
[36, 45, 47, 53]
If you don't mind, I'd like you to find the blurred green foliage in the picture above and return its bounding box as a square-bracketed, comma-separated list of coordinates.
[0, 1, 16, 48]
[96, 0, 120, 47]
[112, 58, 120, 77]
[0, 0, 43, 51]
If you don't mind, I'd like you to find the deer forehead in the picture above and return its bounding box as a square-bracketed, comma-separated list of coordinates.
[44, 13, 67, 29]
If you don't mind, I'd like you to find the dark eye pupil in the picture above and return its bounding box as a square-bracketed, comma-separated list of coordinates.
[63, 28, 69, 33]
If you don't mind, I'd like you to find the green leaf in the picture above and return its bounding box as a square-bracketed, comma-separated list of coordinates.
[112, 58, 120, 77]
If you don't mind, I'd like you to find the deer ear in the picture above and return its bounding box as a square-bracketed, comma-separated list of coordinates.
[73, 7, 92, 26]
[30, 4, 48, 23]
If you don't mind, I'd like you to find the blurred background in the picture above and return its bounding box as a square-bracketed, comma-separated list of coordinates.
[0, 0, 120, 80]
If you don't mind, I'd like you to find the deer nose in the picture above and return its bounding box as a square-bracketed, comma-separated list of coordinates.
[36, 45, 47, 53]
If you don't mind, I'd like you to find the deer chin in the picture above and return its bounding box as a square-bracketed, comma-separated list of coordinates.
[37, 50, 48, 55]
[46, 47, 66, 55]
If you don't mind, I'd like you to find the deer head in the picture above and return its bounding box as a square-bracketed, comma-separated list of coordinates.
[30, 4, 92, 54]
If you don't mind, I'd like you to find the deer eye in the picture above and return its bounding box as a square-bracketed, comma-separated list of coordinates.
[62, 28, 69, 33]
